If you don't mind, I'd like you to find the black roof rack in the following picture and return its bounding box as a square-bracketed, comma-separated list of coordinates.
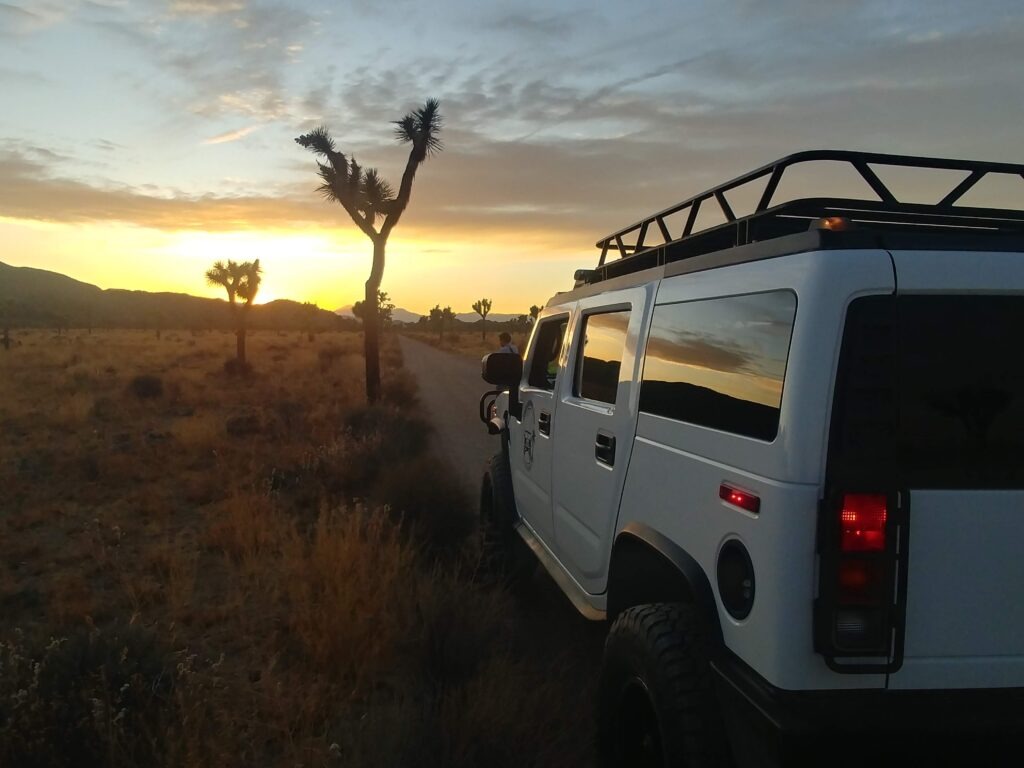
[589, 150, 1024, 283]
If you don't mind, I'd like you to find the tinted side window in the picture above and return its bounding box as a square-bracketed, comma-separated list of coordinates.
[575, 310, 630, 405]
[527, 317, 568, 390]
[640, 291, 797, 441]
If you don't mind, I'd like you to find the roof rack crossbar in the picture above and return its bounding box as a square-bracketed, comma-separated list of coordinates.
[852, 160, 897, 205]
[594, 150, 1024, 273]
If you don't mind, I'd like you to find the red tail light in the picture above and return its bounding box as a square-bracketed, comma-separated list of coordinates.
[840, 493, 887, 552]
[815, 490, 902, 662]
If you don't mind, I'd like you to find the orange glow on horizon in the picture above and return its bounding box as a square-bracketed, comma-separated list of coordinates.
[1, 216, 586, 315]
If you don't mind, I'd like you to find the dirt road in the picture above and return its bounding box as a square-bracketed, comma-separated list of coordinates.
[398, 336, 498, 497]
[400, 334, 605, 763]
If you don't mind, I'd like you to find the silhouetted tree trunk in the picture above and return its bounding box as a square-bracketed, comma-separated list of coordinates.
[363, 238, 385, 403]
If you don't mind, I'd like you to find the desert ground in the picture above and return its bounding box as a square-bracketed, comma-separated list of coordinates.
[0, 328, 597, 767]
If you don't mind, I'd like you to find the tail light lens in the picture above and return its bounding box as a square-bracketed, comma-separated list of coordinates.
[840, 493, 887, 552]
[815, 490, 905, 667]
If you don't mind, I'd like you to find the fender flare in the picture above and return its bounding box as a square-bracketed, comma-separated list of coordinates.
[608, 522, 723, 646]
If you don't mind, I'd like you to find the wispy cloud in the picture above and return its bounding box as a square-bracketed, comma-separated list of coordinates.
[169, 0, 245, 17]
[0, 1, 68, 35]
[203, 125, 260, 144]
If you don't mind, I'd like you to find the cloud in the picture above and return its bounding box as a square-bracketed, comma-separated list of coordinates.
[0, 65, 50, 85]
[202, 125, 260, 144]
[0, 1, 68, 34]
[0, 147, 325, 231]
[490, 11, 574, 39]
[645, 332, 751, 375]
[168, 0, 244, 16]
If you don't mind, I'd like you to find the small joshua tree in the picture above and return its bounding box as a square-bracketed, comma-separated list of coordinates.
[429, 304, 444, 341]
[205, 259, 262, 365]
[472, 298, 492, 341]
[353, 290, 395, 327]
[442, 306, 456, 340]
[1, 300, 12, 351]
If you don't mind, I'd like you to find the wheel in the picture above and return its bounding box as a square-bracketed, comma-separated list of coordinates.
[479, 452, 533, 583]
[598, 604, 729, 768]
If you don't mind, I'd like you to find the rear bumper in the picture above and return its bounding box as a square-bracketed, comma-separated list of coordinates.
[712, 652, 1024, 766]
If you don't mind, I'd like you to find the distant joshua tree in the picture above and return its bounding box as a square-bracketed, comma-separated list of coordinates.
[1, 300, 13, 351]
[429, 305, 444, 341]
[472, 298, 492, 341]
[204, 258, 262, 364]
[302, 301, 319, 341]
[442, 306, 456, 339]
[296, 98, 443, 404]
[529, 304, 541, 324]
[353, 290, 395, 327]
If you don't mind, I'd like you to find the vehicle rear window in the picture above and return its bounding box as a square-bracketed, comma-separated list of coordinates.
[639, 291, 797, 441]
[575, 310, 630, 405]
[830, 295, 1024, 489]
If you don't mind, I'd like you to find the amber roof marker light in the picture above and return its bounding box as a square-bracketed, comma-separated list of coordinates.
[810, 216, 854, 231]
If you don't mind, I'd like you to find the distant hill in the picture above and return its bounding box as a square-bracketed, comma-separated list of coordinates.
[335, 305, 423, 324]
[0, 260, 355, 331]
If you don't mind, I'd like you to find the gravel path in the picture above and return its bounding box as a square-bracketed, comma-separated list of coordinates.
[397, 335, 499, 499]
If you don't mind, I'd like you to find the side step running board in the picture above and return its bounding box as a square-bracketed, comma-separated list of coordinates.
[515, 521, 607, 621]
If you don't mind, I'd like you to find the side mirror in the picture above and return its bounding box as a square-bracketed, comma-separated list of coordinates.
[481, 352, 522, 388]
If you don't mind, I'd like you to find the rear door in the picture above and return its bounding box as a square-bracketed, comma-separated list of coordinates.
[551, 285, 651, 594]
[886, 250, 1024, 689]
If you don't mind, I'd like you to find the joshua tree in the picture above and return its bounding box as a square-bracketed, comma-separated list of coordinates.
[1, 300, 13, 351]
[529, 304, 541, 324]
[205, 259, 262, 364]
[353, 290, 394, 327]
[429, 304, 444, 341]
[302, 301, 319, 341]
[296, 99, 443, 404]
[442, 306, 456, 340]
[472, 298, 492, 340]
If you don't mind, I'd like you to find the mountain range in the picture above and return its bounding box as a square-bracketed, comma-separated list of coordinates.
[0, 260, 353, 331]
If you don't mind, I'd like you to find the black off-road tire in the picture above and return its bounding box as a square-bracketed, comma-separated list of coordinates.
[479, 452, 533, 583]
[598, 603, 730, 768]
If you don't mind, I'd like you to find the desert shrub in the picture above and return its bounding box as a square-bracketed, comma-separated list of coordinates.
[380, 367, 419, 406]
[297, 406, 431, 499]
[374, 454, 473, 556]
[90, 396, 119, 422]
[0, 624, 173, 768]
[225, 410, 261, 437]
[269, 399, 306, 438]
[281, 507, 420, 682]
[223, 358, 252, 377]
[128, 374, 162, 399]
[317, 344, 344, 372]
[343, 404, 430, 462]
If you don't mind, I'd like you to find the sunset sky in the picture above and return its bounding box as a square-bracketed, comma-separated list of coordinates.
[2, 1, 1023, 314]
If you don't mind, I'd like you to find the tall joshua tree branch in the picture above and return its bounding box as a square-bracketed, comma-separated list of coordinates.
[297, 99, 442, 403]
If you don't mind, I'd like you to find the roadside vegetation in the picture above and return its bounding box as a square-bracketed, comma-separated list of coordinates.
[0, 328, 594, 767]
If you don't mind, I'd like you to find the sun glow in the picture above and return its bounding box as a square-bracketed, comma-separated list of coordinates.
[162, 229, 368, 308]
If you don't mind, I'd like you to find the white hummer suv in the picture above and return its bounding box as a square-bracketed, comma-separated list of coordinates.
[478, 151, 1024, 767]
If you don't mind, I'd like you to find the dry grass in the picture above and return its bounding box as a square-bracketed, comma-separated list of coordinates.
[0, 328, 597, 767]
